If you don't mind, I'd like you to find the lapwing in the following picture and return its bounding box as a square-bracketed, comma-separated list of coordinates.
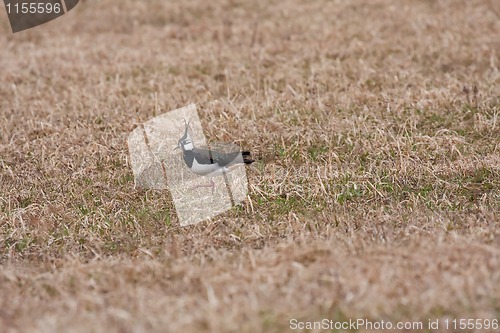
[175, 120, 253, 192]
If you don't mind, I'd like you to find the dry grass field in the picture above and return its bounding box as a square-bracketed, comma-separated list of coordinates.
[1, 0, 499, 332]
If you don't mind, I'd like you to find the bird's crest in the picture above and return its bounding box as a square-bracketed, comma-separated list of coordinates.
[176, 118, 194, 151]
[182, 118, 192, 137]
[178, 118, 191, 141]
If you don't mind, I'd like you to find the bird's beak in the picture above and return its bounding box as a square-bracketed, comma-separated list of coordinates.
[174, 143, 180, 151]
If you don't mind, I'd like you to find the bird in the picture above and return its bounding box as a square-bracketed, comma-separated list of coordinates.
[174, 120, 253, 192]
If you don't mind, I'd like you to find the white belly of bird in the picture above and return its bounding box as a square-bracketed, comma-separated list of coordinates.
[190, 159, 229, 177]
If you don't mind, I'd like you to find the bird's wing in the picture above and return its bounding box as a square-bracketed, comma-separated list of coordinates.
[192, 147, 242, 167]
[191, 148, 215, 164]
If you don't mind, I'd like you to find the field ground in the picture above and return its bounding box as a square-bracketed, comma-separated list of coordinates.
[0, 0, 499, 332]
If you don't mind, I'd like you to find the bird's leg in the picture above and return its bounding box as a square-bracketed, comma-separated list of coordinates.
[210, 178, 215, 194]
[189, 178, 216, 194]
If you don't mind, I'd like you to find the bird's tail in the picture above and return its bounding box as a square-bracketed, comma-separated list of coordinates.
[241, 151, 254, 164]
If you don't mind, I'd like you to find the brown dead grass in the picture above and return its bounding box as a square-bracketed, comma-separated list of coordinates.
[0, 0, 499, 332]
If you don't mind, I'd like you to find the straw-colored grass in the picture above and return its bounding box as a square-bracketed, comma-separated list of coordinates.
[0, 0, 499, 332]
